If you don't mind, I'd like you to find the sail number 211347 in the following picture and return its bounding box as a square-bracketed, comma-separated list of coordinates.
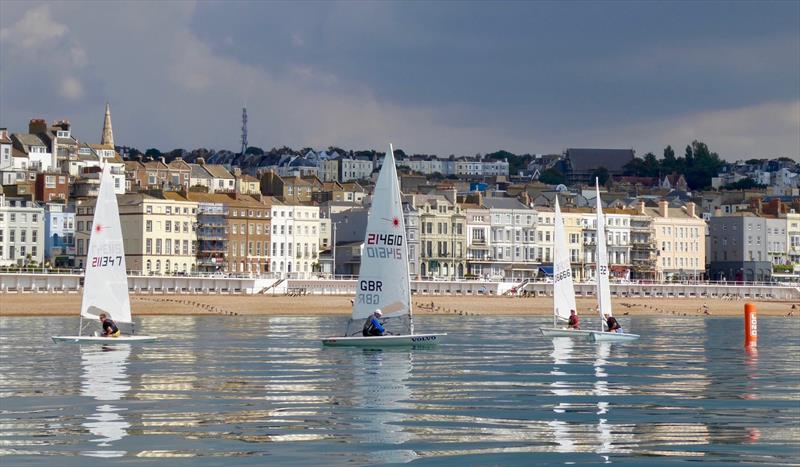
[91, 256, 123, 267]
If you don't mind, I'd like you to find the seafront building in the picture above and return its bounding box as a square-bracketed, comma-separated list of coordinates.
[75, 192, 198, 274]
[2, 107, 799, 281]
[413, 192, 466, 279]
[645, 201, 705, 281]
[707, 213, 772, 282]
[0, 194, 45, 267]
[43, 203, 75, 267]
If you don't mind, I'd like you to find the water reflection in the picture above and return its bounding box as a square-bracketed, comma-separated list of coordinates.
[80, 344, 131, 458]
[351, 349, 416, 464]
[593, 342, 613, 460]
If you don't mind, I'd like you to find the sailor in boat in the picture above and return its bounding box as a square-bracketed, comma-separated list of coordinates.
[603, 313, 624, 333]
[568, 310, 580, 329]
[99, 313, 121, 337]
[362, 309, 386, 337]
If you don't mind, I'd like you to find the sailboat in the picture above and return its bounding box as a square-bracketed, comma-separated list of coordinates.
[588, 178, 639, 343]
[322, 144, 445, 347]
[539, 195, 593, 338]
[52, 165, 156, 344]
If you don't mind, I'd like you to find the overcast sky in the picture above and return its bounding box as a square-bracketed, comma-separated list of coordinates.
[1, 1, 798, 160]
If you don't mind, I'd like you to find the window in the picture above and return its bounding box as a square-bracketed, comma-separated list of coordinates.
[32, 230, 37, 242]
[183, 240, 189, 255]
[165, 220, 171, 232]
[20, 230, 26, 242]
[146, 239, 152, 254]
[146, 220, 152, 232]
[156, 239, 162, 254]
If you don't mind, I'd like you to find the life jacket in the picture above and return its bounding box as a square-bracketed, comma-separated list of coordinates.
[102, 319, 120, 336]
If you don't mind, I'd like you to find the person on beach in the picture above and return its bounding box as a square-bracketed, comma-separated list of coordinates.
[362, 309, 386, 337]
[99, 313, 121, 337]
[604, 313, 623, 333]
[568, 309, 580, 329]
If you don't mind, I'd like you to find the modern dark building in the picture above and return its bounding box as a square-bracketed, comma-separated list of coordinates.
[565, 148, 635, 186]
[707, 213, 771, 282]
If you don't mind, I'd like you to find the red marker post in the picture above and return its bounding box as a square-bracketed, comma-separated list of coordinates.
[744, 303, 757, 348]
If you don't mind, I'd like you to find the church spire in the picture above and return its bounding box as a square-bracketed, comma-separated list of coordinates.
[101, 102, 114, 147]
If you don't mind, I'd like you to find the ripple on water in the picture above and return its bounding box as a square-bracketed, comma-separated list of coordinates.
[0, 315, 798, 465]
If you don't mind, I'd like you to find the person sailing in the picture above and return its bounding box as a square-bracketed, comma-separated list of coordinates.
[567, 309, 580, 329]
[98, 313, 121, 337]
[362, 309, 386, 337]
[604, 313, 624, 333]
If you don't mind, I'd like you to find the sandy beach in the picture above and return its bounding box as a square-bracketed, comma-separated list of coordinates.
[1, 293, 797, 318]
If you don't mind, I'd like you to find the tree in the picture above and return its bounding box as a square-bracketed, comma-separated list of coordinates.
[145, 148, 162, 158]
[245, 146, 264, 155]
[539, 168, 566, 185]
[591, 167, 610, 186]
[663, 145, 675, 162]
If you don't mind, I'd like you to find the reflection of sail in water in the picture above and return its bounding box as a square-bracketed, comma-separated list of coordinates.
[593, 342, 613, 457]
[352, 349, 416, 464]
[80, 344, 131, 458]
[548, 337, 578, 453]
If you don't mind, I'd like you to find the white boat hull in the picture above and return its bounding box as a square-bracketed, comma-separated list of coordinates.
[539, 328, 595, 338]
[52, 335, 158, 344]
[588, 331, 640, 342]
[322, 333, 445, 347]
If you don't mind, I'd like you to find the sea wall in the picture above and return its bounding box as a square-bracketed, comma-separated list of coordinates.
[0, 272, 797, 300]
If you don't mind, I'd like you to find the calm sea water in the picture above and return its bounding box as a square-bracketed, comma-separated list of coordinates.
[0, 315, 798, 466]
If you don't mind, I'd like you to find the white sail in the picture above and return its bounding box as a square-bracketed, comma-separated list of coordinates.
[352, 144, 411, 325]
[594, 179, 612, 328]
[81, 164, 131, 323]
[553, 196, 577, 324]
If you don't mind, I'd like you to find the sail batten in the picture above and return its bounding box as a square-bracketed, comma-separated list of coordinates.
[80, 165, 131, 323]
[351, 144, 411, 332]
[552, 196, 577, 323]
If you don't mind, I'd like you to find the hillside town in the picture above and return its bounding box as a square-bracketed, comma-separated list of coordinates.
[1, 106, 798, 284]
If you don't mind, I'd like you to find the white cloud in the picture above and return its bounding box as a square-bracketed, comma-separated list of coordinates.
[60, 76, 83, 100]
[0, 4, 67, 49]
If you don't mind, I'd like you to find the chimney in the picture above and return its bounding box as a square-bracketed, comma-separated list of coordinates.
[638, 201, 646, 215]
[754, 198, 763, 214]
[658, 200, 669, 218]
[686, 201, 696, 218]
[28, 118, 47, 134]
[159, 156, 166, 165]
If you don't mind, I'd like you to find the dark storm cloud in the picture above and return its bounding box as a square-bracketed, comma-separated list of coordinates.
[1, 0, 798, 158]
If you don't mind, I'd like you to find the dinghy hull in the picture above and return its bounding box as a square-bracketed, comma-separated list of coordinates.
[52, 335, 158, 344]
[539, 328, 595, 338]
[322, 333, 445, 347]
[588, 331, 640, 342]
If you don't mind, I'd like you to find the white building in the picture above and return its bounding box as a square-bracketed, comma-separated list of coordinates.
[339, 157, 373, 182]
[269, 203, 321, 277]
[0, 194, 45, 266]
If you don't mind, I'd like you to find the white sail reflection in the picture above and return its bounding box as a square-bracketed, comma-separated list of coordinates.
[352, 349, 417, 464]
[548, 337, 579, 453]
[593, 342, 614, 460]
[80, 344, 131, 458]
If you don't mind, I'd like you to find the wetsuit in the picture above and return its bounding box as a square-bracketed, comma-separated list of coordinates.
[102, 318, 121, 337]
[362, 316, 385, 337]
